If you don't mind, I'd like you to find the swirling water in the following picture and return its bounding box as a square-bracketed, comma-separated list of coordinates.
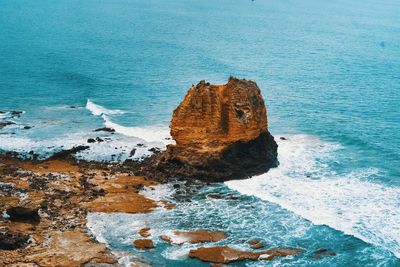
[1, 0, 399, 266]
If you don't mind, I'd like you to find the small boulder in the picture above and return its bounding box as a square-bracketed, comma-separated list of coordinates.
[6, 207, 40, 224]
[133, 239, 154, 249]
[93, 127, 115, 133]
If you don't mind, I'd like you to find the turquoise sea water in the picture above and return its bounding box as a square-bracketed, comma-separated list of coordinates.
[1, 0, 399, 266]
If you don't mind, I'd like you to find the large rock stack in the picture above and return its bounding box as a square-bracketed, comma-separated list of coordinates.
[157, 77, 278, 181]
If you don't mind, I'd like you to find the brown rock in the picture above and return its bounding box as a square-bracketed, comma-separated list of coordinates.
[157, 77, 278, 181]
[189, 246, 305, 264]
[161, 230, 228, 245]
[139, 227, 151, 237]
[189, 246, 260, 263]
[26, 231, 117, 266]
[133, 239, 155, 249]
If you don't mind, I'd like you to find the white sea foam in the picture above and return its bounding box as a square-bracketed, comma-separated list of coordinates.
[86, 99, 124, 116]
[0, 131, 158, 161]
[101, 114, 172, 144]
[226, 135, 400, 258]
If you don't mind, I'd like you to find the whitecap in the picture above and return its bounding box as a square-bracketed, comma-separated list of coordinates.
[86, 99, 124, 116]
[226, 134, 400, 258]
[101, 114, 173, 144]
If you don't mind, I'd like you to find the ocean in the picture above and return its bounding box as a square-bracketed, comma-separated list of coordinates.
[1, 0, 399, 266]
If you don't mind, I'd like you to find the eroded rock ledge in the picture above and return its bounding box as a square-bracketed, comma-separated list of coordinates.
[134, 77, 278, 181]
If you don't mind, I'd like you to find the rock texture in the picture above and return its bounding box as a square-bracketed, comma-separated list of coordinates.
[158, 77, 278, 181]
[189, 246, 305, 264]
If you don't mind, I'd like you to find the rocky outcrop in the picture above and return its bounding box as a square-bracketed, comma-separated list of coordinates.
[156, 77, 278, 181]
[160, 230, 228, 245]
[189, 246, 305, 264]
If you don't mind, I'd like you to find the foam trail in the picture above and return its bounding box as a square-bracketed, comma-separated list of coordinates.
[86, 99, 124, 116]
[102, 114, 171, 143]
[226, 135, 400, 258]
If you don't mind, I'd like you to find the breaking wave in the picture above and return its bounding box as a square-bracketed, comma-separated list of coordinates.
[86, 99, 124, 116]
[226, 135, 400, 258]
[101, 114, 172, 144]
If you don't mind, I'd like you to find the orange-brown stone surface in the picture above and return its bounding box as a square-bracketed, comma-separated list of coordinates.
[189, 246, 305, 264]
[160, 230, 228, 245]
[157, 77, 278, 181]
[170, 78, 268, 150]
[133, 239, 155, 249]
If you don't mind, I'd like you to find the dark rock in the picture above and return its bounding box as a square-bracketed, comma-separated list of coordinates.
[0, 121, 16, 129]
[47, 145, 89, 160]
[10, 110, 23, 117]
[93, 127, 115, 133]
[96, 137, 104, 143]
[70, 105, 77, 108]
[129, 148, 136, 157]
[312, 248, 336, 259]
[136, 143, 145, 147]
[6, 207, 40, 224]
[87, 138, 96, 143]
[148, 147, 160, 153]
[280, 137, 287, 140]
[0, 232, 30, 250]
[23, 126, 32, 130]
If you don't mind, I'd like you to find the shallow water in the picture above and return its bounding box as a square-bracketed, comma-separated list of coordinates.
[1, 0, 399, 265]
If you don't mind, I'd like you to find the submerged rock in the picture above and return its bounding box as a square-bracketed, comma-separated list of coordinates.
[312, 248, 336, 258]
[155, 77, 278, 181]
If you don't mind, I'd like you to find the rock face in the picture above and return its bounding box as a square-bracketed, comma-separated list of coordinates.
[159, 77, 278, 181]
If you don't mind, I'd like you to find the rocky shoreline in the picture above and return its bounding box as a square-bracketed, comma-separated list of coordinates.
[0, 78, 328, 266]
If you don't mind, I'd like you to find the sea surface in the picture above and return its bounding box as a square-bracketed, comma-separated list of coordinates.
[1, 0, 399, 266]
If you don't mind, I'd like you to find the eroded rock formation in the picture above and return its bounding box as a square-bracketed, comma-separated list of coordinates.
[157, 77, 278, 181]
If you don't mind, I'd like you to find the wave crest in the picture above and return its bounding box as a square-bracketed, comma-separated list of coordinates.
[86, 99, 124, 116]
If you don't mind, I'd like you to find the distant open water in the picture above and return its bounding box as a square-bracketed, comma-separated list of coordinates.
[1, 0, 399, 266]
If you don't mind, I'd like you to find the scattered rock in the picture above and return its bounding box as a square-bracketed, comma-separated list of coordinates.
[133, 239, 154, 249]
[130, 148, 137, 157]
[87, 138, 96, 143]
[247, 239, 266, 249]
[0, 121, 16, 129]
[136, 143, 145, 147]
[0, 232, 30, 250]
[148, 147, 160, 153]
[138, 228, 151, 238]
[69, 106, 77, 109]
[93, 127, 115, 133]
[161, 230, 227, 245]
[23, 126, 32, 130]
[10, 111, 23, 117]
[280, 137, 287, 140]
[47, 146, 89, 160]
[96, 137, 104, 143]
[159, 199, 176, 210]
[6, 207, 40, 224]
